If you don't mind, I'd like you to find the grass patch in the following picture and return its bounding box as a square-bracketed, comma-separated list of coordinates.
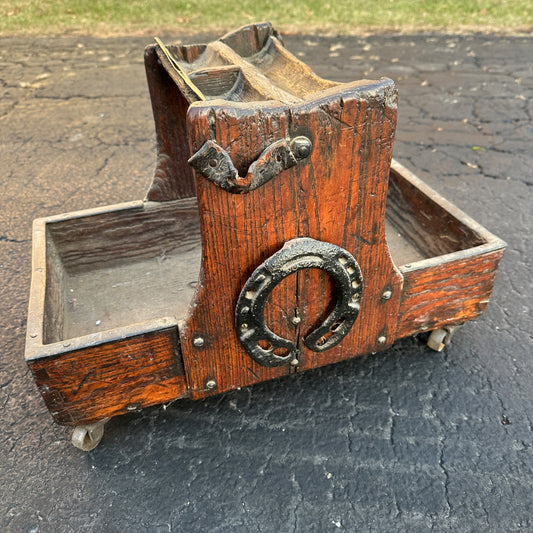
[1, 0, 532, 36]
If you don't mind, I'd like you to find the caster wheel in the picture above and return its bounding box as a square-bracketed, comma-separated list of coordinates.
[71, 418, 109, 451]
[427, 324, 463, 352]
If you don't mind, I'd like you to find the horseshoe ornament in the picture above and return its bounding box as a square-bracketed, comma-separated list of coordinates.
[235, 238, 364, 367]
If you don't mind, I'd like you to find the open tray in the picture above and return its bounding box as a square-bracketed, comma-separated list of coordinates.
[25, 24, 505, 448]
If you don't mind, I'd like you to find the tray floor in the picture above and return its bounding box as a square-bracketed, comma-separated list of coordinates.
[57, 218, 422, 342]
[64, 248, 199, 340]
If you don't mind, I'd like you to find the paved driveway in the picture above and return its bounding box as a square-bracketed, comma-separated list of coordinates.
[1, 32, 531, 532]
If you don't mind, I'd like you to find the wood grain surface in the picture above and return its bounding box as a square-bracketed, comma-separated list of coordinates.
[182, 78, 403, 399]
[396, 248, 505, 338]
[29, 327, 188, 425]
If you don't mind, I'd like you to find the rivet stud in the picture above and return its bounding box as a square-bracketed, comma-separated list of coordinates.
[193, 336, 205, 348]
[381, 289, 392, 301]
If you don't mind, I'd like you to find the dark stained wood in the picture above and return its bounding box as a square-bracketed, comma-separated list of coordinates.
[28, 327, 188, 425]
[396, 248, 505, 338]
[144, 46, 197, 201]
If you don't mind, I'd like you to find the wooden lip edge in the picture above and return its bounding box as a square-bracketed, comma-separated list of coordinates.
[33, 199, 145, 226]
[390, 158, 507, 273]
[29, 198, 200, 227]
[25, 217, 47, 360]
[187, 77, 397, 113]
[399, 242, 505, 275]
[25, 317, 179, 362]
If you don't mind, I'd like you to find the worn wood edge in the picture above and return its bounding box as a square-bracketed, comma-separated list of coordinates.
[396, 246, 506, 338]
[390, 158, 507, 251]
[398, 241, 506, 274]
[31, 199, 199, 226]
[26, 217, 47, 359]
[187, 77, 397, 115]
[26, 316, 179, 361]
[32, 199, 146, 225]
[219, 21, 278, 50]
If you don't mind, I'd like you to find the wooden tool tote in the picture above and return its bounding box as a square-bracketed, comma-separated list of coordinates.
[25, 23, 506, 450]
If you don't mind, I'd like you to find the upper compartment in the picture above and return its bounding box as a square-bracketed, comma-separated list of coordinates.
[152, 22, 341, 104]
[144, 22, 391, 202]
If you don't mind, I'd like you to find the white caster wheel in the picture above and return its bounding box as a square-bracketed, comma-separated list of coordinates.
[71, 418, 110, 451]
[427, 324, 462, 352]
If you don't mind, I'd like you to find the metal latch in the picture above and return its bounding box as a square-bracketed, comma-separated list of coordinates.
[188, 136, 312, 193]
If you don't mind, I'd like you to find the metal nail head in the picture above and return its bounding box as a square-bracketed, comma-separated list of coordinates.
[291, 136, 312, 159]
[381, 289, 392, 301]
[193, 336, 205, 348]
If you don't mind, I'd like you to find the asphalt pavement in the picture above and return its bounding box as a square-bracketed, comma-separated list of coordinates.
[0, 30, 532, 532]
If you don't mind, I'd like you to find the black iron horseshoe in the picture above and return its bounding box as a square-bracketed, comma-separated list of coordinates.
[235, 238, 364, 367]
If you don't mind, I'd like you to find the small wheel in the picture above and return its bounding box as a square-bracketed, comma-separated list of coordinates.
[427, 329, 448, 352]
[427, 324, 463, 352]
[71, 418, 109, 451]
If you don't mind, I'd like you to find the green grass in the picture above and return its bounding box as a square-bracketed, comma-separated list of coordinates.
[1, 0, 532, 36]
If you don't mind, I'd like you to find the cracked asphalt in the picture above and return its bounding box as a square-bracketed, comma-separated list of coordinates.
[1, 32, 532, 532]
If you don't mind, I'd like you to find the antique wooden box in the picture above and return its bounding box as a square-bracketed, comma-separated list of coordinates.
[25, 23, 505, 450]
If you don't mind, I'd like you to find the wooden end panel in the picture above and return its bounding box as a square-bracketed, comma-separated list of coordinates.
[28, 327, 188, 426]
[182, 80, 403, 399]
[396, 247, 505, 338]
[144, 45, 196, 201]
[182, 102, 297, 398]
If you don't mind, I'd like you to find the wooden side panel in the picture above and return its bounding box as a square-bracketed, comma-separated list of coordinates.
[48, 198, 201, 273]
[29, 328, 188, 425]
[387, 166, 484, 258]
[396, 248, 505, 338]
[144, 45, 196, 201]
[182, 80, 403, 399]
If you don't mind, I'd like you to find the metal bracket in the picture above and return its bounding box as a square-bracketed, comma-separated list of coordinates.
[188, 136, 312, 193]
[235, 238, 364, 367]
